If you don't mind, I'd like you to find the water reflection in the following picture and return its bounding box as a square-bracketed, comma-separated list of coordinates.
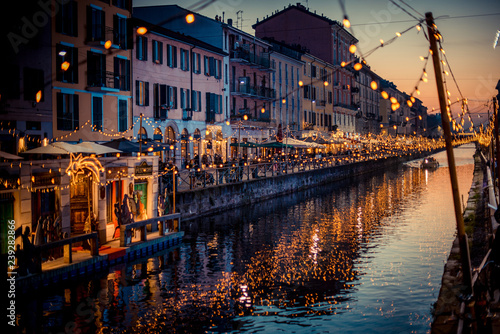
[19, 145, 475, 333]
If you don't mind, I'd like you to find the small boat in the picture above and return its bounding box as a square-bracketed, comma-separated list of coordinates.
[421, 157, 439, 169]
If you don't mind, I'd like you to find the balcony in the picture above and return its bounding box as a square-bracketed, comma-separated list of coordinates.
[87, 71, 120, 92]
[231, 84, 275, 100]
[230, 49, 271, 70]
[334, 103, 358, 112]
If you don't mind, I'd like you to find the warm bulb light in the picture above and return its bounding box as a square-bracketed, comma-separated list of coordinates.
[261, 107, 265, 113]
[186, 13, 195, 23]
[353, 63, 362, 71]
[324, 81, 329, 86]
[137, 27, 147, 35]
[298, 80, 304, 86]
[370, 81, 378, 90]
[35, 90, 42, 103]
[343, 16, 351, 28]
[381, 91, 389, 99]
[341, 61, 346, 67]
[407, 100, 413, 107]
[396, 32, 401, 37]
[61, 61, 70, 71]
[243, 115, 248, 120]
[349, 45, 356, 54]
[390, 97, 397, 104]
[104, 40, 112, 49]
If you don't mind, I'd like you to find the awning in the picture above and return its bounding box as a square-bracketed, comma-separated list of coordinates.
[230, 142, 261, 148]
[0, 150, 23, 160]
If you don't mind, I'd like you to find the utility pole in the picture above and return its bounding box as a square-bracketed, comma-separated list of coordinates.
[426, 12, 472, 294]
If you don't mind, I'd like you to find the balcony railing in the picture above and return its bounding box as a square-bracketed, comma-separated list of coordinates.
[232, 84, 276, 100]
[230, 50, 271, 69]
[87, 71, 119, 91]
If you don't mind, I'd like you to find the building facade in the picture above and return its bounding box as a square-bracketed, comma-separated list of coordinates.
[353, 65, 381, 135]
[254, 3, 359, 136]
[131, 18, 227, 168]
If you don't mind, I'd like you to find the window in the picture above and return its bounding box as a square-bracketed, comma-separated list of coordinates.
[153, 84, 167, 119]
[136, 80, 149, 106]
[192, 52, 201, 74]
[56, 0, 77, 36]
[152, 40, 163, 64]
[57, 93, 79, 131]
[191, 91, 202, 111]
[118, 99, 127, 132]
[92, 96, 103, 131]
[114, 57, 130, 91]
[180, 88, 190, 109]
[56, 44, 78, 83]
[113, 15, 127, 49]
[23, 68, 44, 101]
[168, 86, 177, 109]
[215, 59, 222, 79]
[87, 5, 105, 42]
[167, 45, 177, 68]
[87, 51, 105, 87]
[204, 56, 210, 76]
[180, 48, 189, 71]
[136, 35, 147, 61]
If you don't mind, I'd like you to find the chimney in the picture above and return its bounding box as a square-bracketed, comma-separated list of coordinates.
[228, 18, 233, 26]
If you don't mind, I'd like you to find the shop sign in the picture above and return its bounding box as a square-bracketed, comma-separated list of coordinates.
[135, 160, 152, 176]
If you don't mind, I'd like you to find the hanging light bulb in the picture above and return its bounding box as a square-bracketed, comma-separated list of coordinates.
[370, 81, 378, 90]
[343, 16, 351, 28]
[186, 13, 195, 24]
[396, 32, 401, 37]
[60, 61, 70, 72]
[390, 97, 397, 104]
[298, 80, 304, 87]
[35, 90, 42, 103]
[341, 61, 346, 67]
[349, 45, 357, 54]
[353, 63, 362, 71]
[380, 39, 384, 45]
[416, 24, 421, 31]
[137, 27, 147, 35]
[104, 40, 112, 49]
[381, 91, 389, 99]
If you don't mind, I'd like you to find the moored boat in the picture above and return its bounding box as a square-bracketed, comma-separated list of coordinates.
[421, 157, 439, 169]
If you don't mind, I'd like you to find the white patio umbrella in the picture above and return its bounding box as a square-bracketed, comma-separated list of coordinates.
[73, 141, 122, 155]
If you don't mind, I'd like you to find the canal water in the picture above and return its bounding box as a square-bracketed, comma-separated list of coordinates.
[18, 144, 476, 334]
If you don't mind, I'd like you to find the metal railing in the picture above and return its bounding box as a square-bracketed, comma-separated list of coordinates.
[161, 150, 411, 192]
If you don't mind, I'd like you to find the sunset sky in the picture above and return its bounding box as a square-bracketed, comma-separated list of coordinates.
[135, 0, 500, 127]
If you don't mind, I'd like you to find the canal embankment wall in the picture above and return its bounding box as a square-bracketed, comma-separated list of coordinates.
[431, 149, 493, 333]
[176, 151, 437, 221]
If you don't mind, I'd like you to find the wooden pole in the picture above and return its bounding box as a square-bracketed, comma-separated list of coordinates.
[426, 12, 472, 293]
[494, 97, 500, 190]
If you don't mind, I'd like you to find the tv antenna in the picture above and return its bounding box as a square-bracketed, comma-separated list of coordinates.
[236, 10, 243, 30]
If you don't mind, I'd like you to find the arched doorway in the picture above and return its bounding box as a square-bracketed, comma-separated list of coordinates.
[165, 126, 176, 164]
